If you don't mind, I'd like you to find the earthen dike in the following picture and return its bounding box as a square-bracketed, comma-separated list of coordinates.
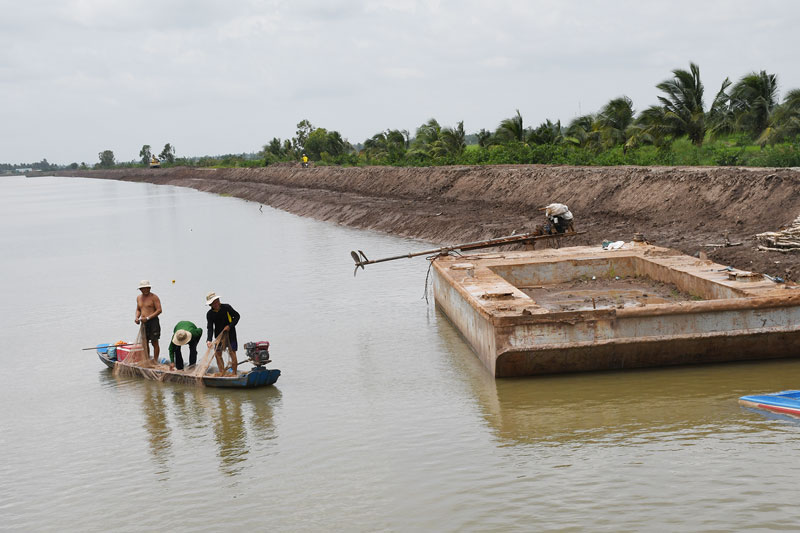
[52, 164, 800, 280]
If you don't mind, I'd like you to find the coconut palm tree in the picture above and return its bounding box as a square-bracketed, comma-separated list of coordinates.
[656, 62, 706, 146]
[476, 128, 493, 147]
[527, 119, 562, 145]
[756, 88, 800, 146]
[364, 129, 407, 163]
[410, 118, 442, 157]
[706, 78, 734, 139]
[626, 105, 669, 149]
[729, 71, 779, 139]
[439, 121, 466, 157]
[495, 110, 525, 143]
[596, 96, 635, 148]
[564, 114, 599, 148]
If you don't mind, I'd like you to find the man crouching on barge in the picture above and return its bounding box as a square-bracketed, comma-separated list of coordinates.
[135, 280, 162, 363]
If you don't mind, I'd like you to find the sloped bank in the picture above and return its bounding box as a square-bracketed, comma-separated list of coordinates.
[51, 164, 800, 280]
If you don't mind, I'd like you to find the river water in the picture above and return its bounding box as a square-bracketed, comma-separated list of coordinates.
[2, 175, 800, 532]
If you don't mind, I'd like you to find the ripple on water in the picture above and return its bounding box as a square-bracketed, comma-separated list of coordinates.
[5, 178, 800, 531]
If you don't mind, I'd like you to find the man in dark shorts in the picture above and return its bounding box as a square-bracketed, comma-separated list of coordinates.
[135, 280, 163, 363]
[205, 291, 240, 375]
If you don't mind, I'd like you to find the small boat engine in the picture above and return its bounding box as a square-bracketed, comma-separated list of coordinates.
[244, 341, 271, 366]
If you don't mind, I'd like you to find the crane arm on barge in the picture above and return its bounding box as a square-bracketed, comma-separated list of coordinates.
[350, 230, 583, 276]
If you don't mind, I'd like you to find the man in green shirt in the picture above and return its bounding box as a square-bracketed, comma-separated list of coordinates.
[168, 320, 203, 370]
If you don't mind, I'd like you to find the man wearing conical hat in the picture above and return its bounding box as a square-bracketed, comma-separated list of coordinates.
[135, 280, 162, 363]
[168, 321, 203, 371]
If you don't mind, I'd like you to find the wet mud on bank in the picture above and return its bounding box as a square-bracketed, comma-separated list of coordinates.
[48, 164, 800, 280]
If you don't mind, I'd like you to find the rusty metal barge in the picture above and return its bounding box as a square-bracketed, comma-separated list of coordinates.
[431, 241, 800, 377]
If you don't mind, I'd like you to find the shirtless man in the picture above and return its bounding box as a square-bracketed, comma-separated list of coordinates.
[135, 280, 163, 363]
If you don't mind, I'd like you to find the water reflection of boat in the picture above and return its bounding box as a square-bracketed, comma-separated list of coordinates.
[739, 390, 800, 417]
[103, 375, 283, 477]
[96, 344, 280, 388]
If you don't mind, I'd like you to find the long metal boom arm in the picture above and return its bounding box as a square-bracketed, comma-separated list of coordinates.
[351, 231, 582, 274]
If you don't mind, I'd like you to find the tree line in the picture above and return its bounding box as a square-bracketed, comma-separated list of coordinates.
[5, 61, 799, 172]
[253, 62, 800, 168]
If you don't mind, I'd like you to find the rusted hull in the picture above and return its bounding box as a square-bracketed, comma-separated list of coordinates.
[433, 243, 800, 377]
[495, 329, 800, 377]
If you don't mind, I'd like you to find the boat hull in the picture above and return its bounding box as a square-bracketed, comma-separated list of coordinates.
[739, 390, 800, 417]
[96, 350, 280, 388]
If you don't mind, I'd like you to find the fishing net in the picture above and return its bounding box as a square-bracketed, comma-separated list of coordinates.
[191, 331, 232, 378]
[111, 326, 233, 385]
[113, 323, 199, 384]
[113, 324, 149, 367]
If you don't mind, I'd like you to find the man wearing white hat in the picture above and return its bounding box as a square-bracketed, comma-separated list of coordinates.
[168, 320, 203, 371]
[135, 280, 162, 363]
[205, 291, 240, 375]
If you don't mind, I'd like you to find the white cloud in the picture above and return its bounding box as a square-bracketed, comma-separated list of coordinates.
[480, 56, 514, 69]
[381, 67, 424, 79]
[364, 0, 418, 14]
[1, 0, 800, 163]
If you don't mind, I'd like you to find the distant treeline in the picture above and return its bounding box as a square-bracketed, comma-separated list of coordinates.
[6, 62, 800, 171]
[266, 63, 800, 168]
[0, 159, 60, 172]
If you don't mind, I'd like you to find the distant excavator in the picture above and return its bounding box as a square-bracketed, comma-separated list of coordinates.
[149, 156, 161, 169]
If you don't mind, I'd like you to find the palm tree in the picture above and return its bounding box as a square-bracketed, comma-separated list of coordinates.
[596, 96, 634, 147]
[707, 78, 734, 139]
[626, 105, 669, 149]
[729, 71, 779, 139]
[476, 128, 493, 147]
[527, 119, 562, 145]
[756, 88, 800, 146]
[364, 129, 407, 163]
[496, 110, 525, 143]
[439, 121, 466, 157]
[564, 114, 599, 148]
[411, 118, 442, 156]
[324, 131, 350, 157]
[656, 62, 706, 146]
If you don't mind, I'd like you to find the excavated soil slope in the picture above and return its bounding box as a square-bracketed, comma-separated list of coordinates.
[50, 164, 800, 280]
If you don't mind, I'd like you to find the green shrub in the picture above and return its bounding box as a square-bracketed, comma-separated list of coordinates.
[710, 145, 744, 166]
[748, 143, 800, 167]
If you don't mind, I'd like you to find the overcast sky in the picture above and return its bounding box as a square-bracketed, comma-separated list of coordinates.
[2, 0, 799, 165]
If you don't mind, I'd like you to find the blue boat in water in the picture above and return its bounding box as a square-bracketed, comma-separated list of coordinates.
[739, 390, 800, 417]
[96, 342, 280, 389]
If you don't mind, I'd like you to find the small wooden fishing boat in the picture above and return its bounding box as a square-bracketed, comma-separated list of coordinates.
[96, 343, 280, 388]
[738, 390, 800, 417]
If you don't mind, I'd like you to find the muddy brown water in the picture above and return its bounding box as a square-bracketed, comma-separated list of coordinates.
[52, 165, 800, 281]
[3, 176, 800, 531]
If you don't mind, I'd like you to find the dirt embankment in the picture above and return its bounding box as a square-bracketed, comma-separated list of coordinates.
[50, 164, 800, 280]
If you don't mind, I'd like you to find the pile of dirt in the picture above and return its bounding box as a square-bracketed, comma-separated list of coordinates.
[49, 164, 800, 280]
